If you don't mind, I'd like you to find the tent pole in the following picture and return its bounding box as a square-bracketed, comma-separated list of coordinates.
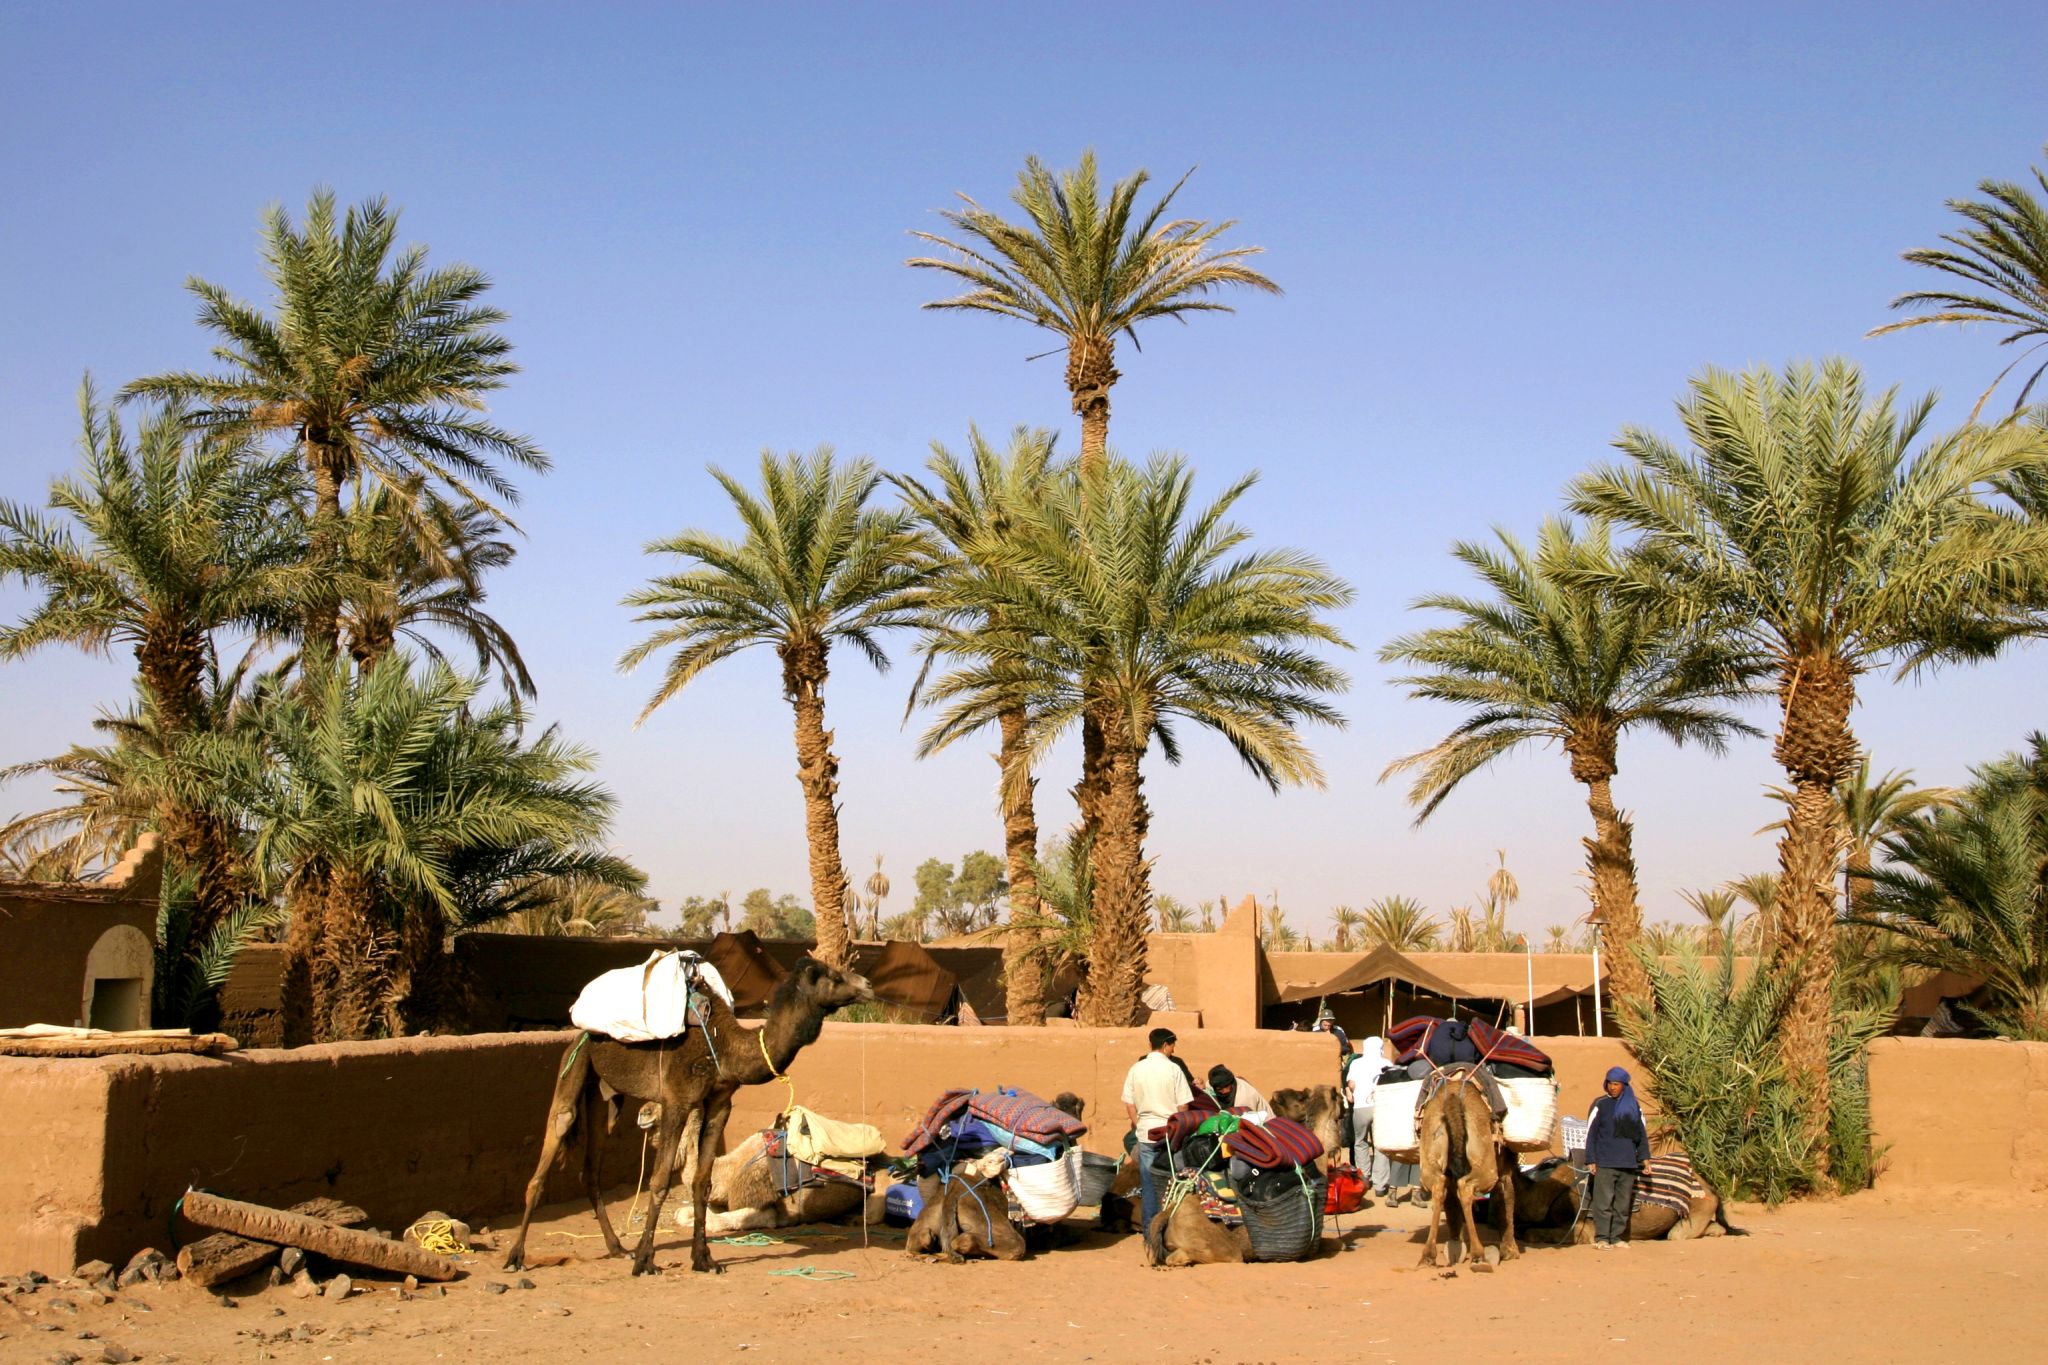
[1525, 939, 1536, 1036]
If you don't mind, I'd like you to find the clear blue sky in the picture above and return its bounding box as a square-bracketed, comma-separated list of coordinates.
[3, 2, 2045, 938]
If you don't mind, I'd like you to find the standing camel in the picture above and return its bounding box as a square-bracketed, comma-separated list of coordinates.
[503, 957, 872, 1276]
[1415, 1067, 1520, 1271]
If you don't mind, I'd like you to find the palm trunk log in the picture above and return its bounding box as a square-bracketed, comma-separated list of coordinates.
[138, 623, 247, 949]
[1079, 706, 1150, 1027]
[304, 440, 346, 658]
[1772, 654, 1860, 1172]
[998, 707, 1047, 1025]
[785, 643, 851, 969]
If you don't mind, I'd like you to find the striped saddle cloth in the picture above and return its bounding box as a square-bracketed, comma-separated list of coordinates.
[1633, 1153, 1708, 1219]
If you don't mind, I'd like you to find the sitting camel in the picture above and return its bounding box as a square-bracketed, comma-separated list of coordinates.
[1415, 1065, 1520, 1271]
[1504, 1155, 1744, 1244]
[905, 1152, 1027, 1262]
[1143, 1185, 1250, 1267]
[671, 1126, 886, 1235]
[503, 957, 872, 1276]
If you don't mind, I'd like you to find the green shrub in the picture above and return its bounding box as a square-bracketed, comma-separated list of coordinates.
[1624, 944, 1889, 1203]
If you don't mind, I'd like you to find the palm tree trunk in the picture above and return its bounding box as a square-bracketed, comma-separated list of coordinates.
[997, 707, 1047, 1025]
[304, 443, 346, 658]
[1078, 705, 1149, 1026]
[785, 645, 851, 969]
[1066, 335, 1118, 480]
[1772, 653, 1860, 1173]
[318, 865, 392, 1042]
[1581, 773, 1650, 1023]
[138, 623, 247, 954]
[280, 870, 325, 1047]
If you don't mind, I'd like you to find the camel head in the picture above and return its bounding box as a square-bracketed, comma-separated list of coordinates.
[785, 956, 875, 1013]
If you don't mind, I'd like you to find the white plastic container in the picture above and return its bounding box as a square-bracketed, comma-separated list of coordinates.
[1498, 1077, 1560, 1152]
[1370, 1079, 1424, 1160]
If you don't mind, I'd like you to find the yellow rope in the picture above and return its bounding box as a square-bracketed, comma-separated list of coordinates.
[761, 1028, 796, 1114]
[403, 1218, 470, 1256]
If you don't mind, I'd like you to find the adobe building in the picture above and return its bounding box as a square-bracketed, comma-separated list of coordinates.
[0, 834, 161, 1030]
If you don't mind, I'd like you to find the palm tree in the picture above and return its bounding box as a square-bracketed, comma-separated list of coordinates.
[484, 878, 657, 937]
[917, 455, 1351, 1023]
[1156, 896, 1200, 934]
[1858, 734, 2048, 1040]
[1361, 895, 1441, 952]
[1871, 145, 2048, 417]
[1381, 517, 1759, 1016]
[337, 481, 534, 694]
[894, 427, 1059, 1021]
[193, 655, 637, 1042]
[620, 448, 928, 969]
[0, 386, 303, 937]
[125, 190, 545, 654]
[908, 152, 1279, 474]
[1543, 923, 1572, 954]
[1329, 905, 1367, 952]
[1836, 760, 1956, 917]
[1570, 359, 2048, 1155]
[1680, 887, 1741, 952]
[1260, 904, 1305, 951]
[861, 854, 891, 940]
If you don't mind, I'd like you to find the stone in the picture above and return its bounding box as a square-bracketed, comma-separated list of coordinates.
[538, 1303, 571, 1317]
[481, 1281, 508, 1296]
[513, 1277, 535, 1291]
[48, 1299, 78, 1315]
[79, 1290, 110, 1308]
[119, 1250, 163, 1278]
[267, 1308, 284, 1318]
[73, 1262, 112, 1283]
[401, 1276, 417, 1294]
[77, 1330, 99, 1339]
[99, 1347, 138, 1364]
[46, 1351, 82, 1365]
[289, 1271, 318, 1300]
[265, 1267, 283, 1290]
[215, 1294, 237, 1309]
[34, 1324, 61, 1333]
[277, 1248, 304, 1278]
[323, 1275, 353, 1301]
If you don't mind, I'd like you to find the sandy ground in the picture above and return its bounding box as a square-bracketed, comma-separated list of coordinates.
[3, 1188, 2044, 1365]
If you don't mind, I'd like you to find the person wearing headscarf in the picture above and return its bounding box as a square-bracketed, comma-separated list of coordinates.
[1344, 1034, 1391, 1195]
[1585, 1065, 1651, 1249]
[1206, 1064, 1266, 1114]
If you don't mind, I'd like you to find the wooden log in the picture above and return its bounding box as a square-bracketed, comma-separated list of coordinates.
[177, 1191, 461, 1281]
[176, 1197, 367, 1288]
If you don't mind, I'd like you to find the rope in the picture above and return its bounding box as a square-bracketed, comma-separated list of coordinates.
[767, 1266, 855, 1281]
[760, 1028, 796, 1114]
[713, 1232, 782, 1246]
[402, 1218, 471, 1256]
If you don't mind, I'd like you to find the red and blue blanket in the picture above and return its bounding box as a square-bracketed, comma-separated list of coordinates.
[1386, 1016, 1553, 1076]
[902, 1086, 1088, 1156]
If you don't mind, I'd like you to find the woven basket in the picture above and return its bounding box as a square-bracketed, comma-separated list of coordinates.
[1007, 1148, 1078, 1223]
[1074, 1151, 1122, 1206]
[1371, 1079, 1424, 1161]
[1500, 1077, 1560, 1153]
[1238, 1171, 1326, 1262]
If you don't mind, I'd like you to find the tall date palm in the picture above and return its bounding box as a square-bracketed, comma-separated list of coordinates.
[620, 449, 928, 969]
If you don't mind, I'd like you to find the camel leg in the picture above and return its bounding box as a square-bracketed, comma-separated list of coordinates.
[628, 1107, 688, 1276]
[1495, 1163, 1521, 1262]
[1458, 1176, 1489, 1269]
[1418, 1175, 1446, 1268]
[687, 1095, 733, 1273]
[581, 1085, 625, 1257]
[503, 1062, 586, 1271]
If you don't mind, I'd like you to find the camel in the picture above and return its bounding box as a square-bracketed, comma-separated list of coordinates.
[904, 1152, 1027, 1262]
[1143, 1175, 1250, 1266]
[1415, 1066, 1520, 1271]
[1503, 1155, 1745, 1244]
[503, 956, 872, 1276]
[670, 1126, 886, 1235]
[1267, 1085, 1346, 1160]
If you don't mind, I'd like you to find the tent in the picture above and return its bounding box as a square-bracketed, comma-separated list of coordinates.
[1272, 944, 1473, 1004]
[851, 940, 961, 1022]
[702, 930, 786, 1011]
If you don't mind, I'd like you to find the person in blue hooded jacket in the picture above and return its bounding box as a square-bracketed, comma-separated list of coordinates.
[1585, 1065, 1652, 1249]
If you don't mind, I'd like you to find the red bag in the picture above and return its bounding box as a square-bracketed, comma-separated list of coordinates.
[1323, 1162, 1366, 1215]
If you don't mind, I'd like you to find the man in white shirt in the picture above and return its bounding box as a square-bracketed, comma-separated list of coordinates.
[1122, 1027, 1193, 1230]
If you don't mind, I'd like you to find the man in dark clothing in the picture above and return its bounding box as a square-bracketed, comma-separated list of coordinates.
[1585, 1065, 1652, 1248]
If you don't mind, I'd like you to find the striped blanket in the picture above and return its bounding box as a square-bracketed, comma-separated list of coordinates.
[902, 1087, 1088, 1156]
[1633, 1153, 1707, 1219]
[1386, 1017, 1553, 1076]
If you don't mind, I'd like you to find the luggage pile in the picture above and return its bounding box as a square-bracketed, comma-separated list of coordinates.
[1372, 1016, 1561, 1161]
[1146, 1100, 1326, 1262]
[902, 1087, 1090, 1225]
[568, 949, 732, 1042]
[758, 1103, 888, 1197]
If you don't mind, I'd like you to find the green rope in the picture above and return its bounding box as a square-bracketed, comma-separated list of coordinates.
[713, 1232, 782, 1246]
[767, 1266, 855, 1281]
[559, 1031, 591, 1079]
